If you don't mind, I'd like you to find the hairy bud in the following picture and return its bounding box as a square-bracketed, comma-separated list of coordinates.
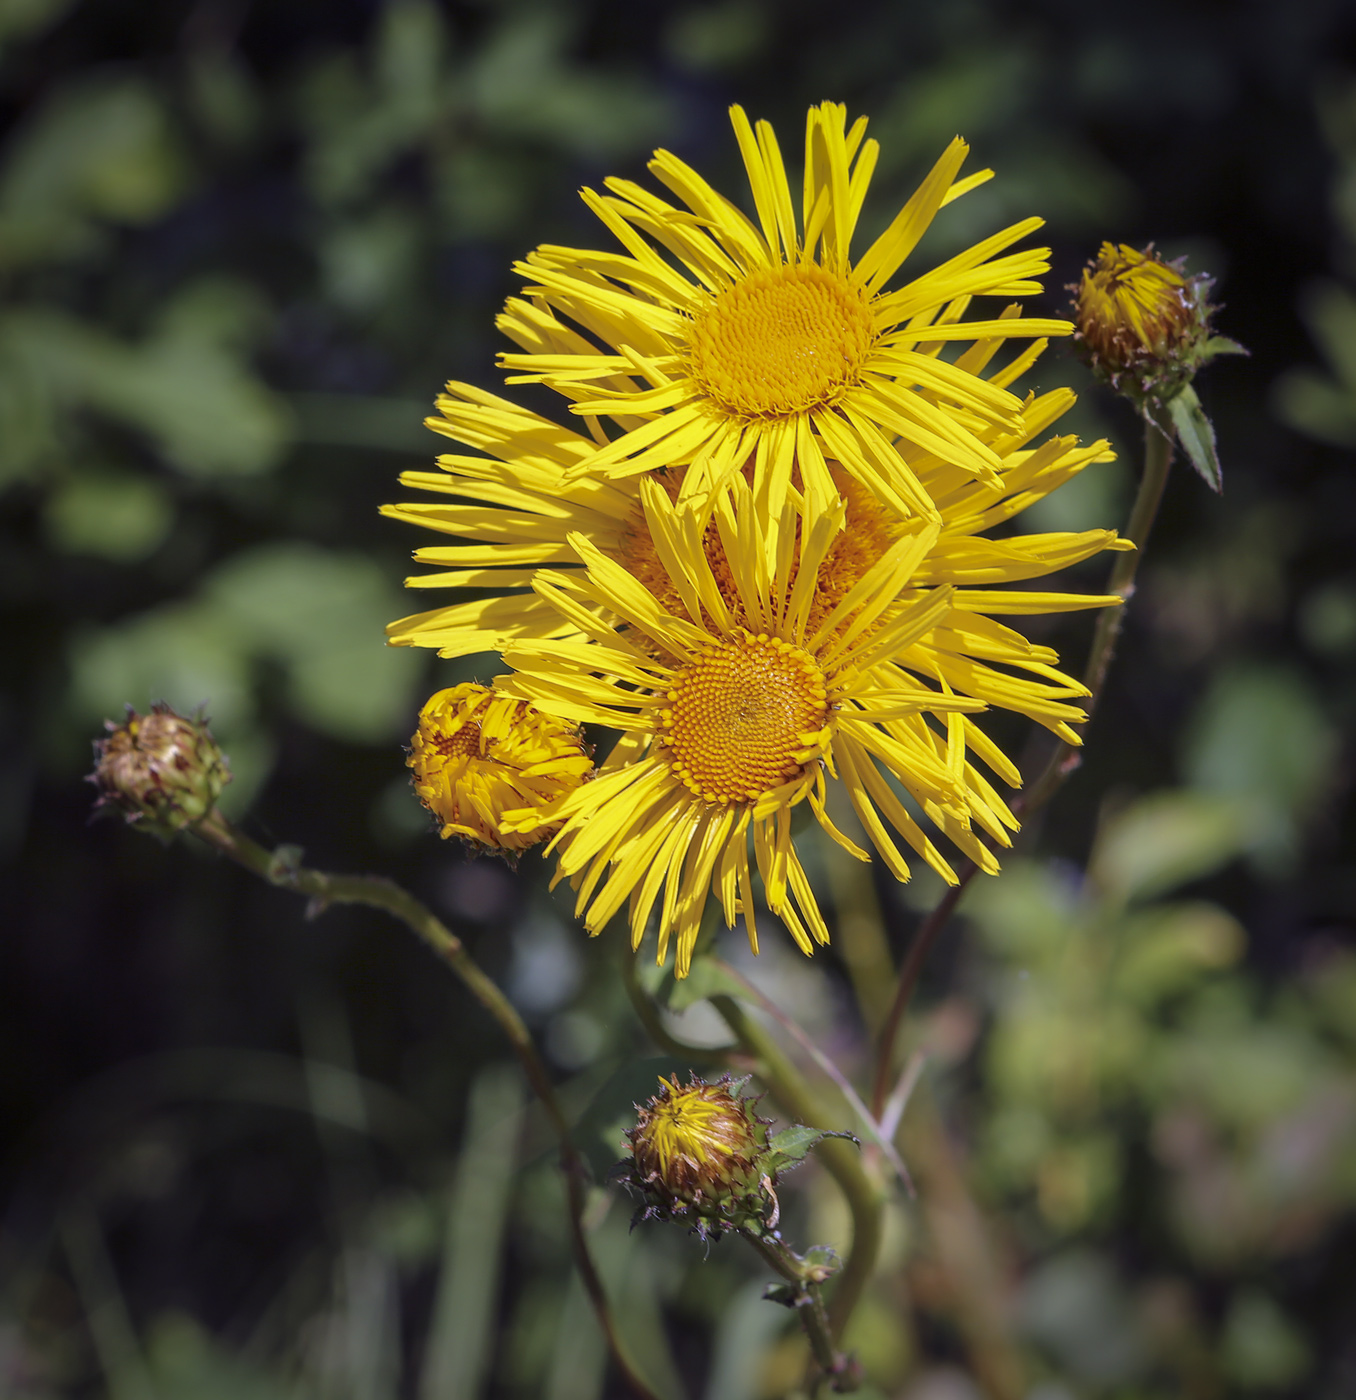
[622, 1074, 776, 1239]
[90, 704, 230, 836]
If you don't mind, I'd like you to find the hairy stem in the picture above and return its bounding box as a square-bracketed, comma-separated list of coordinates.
[739, 1230, 857, 1392]
[192, 810, 665, 1400]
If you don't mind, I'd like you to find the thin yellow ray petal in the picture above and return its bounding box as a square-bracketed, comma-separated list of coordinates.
[940, 168, 994, 205]
[855, 137, 969, 293]
[755, 118, 799, 260]
[730, 104, 781, 262]
[954, 590, 1124, 614]
[805, 521, 940, 657]
[631, 803, 702, 951]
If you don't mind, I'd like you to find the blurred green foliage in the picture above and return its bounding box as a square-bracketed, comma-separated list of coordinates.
[1274, 81, 1356, 448]
[3, 2, 1355, 1399]
[966, 788, 1356, 1389]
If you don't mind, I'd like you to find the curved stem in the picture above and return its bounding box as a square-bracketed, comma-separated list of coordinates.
[1022, 406, 1175, 810]
[192, 810, 665, 1400]
[710, 995, 885, 1342]
[868, 409, 1176, 1118]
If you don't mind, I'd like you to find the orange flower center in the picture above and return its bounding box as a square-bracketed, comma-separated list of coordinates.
[688, 264, 874, 417]
[435, 722, 483, 759]
[659, 635, 830, 804]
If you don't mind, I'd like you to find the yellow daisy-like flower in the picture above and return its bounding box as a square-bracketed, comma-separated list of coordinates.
[499, 466, 1127, 976]
[385, 313, 1105, 663]
[408, 682, 593, 853]
[384, 381, 641, 658]
[497, 101, 1070, 520]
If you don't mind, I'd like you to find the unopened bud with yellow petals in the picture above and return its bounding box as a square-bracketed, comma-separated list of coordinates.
[1074, 241, 1246, 490]
[1074, 242, 1212, 400]
[624, 1074, 775, 1238]
[407, 682, 592, 855]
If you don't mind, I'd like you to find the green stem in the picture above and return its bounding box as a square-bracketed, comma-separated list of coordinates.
[710, 995, 884, 1342]
[869, 872, 975, 1121]
[1022, 406, 1175, 811]
[192, 810, 665, 1400]
[868, 408, 1176, 1120]
[738, 1231, 855, 1391]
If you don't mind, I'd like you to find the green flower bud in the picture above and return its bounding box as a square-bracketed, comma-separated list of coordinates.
[623, 1074, 776, 1239]
[90, 704, 231, 836]
[1073, 242, 1231, 409]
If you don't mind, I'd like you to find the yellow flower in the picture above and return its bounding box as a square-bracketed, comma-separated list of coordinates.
[500, 446, 1128, 975]
[408, 682, 592, 853]
[386, 314, 1098, 661]
[628, 1074, 770, 1208]
[383, 382, 646, 657]
[1073, 242, 1211, 404]
[498, 102, 1070, 520]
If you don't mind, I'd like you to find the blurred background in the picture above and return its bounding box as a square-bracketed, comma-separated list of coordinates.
[3, 0, 1356, 1396]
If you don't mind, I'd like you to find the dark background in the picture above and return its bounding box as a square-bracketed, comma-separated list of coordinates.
[3, 1, 1356, 1396]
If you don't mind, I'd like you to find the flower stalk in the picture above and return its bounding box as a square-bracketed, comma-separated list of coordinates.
[709, 995, 886, 1343]
[869, 404, 1178, 1120]
[185, 807, 664, 1400]
[740, 1229, 860, 1393]
[619, 1067, 864, 1392]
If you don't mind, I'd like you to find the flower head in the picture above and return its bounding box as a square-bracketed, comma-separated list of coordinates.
[89, 704, 231, 835]
[499, 398, 1127, 973]
[498, 102, 1070, 520]
[1073, 242, 1217, 406]
[624, 1074, 774, 1236]
[408, 682, 592, 854]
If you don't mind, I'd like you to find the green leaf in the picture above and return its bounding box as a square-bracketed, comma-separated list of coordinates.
[3, 303, 293, 478]
[1089, 790, 1249, 905]
[1182, 664, 1338, 872]
[0, 76, 189, 268]
[763, 1124, 857, 1176]
[1199, 335, 1248, 362]
[43, 470, 174, 563]
[205, 544, 423, 743]
[1167, 385, 1223, 492]
[1112, 902, 1246, 1005]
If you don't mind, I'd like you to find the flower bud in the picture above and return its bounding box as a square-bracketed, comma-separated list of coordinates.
[1073, 242, 1219, 407]
[408, 682, 592, 855]
[90, 704, 231, 835]
[623, 1074, 775, 1238]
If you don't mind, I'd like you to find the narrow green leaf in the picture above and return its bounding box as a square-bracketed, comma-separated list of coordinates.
[1168, 385, 1224, 492]
[1200, 335, 1249, 362]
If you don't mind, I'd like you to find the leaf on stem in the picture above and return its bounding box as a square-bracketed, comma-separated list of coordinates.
[764, 1123, 858, 1176]
[1167, 385, 1224, 492]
